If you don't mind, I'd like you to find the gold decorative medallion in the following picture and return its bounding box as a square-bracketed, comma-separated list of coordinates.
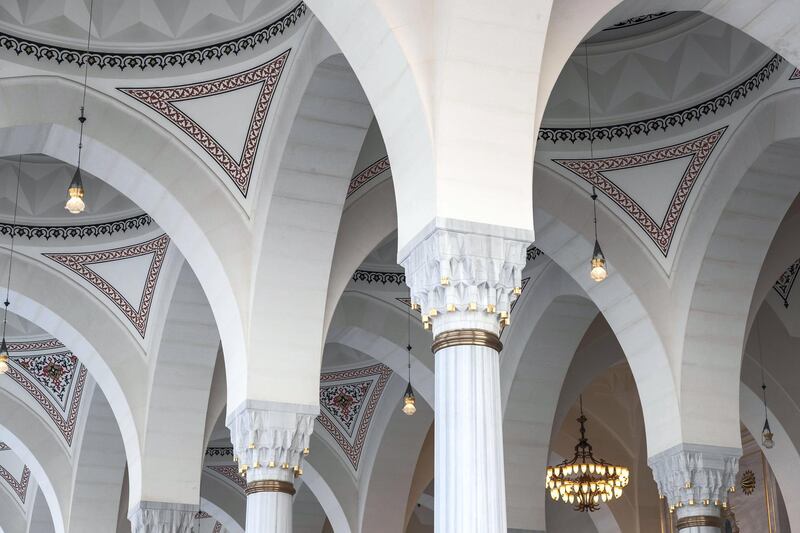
[741, 469, 756, 495]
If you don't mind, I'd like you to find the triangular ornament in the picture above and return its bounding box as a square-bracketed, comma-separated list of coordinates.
[119, 50, 290, 197]
[553, 127, 725, 256]
[44, 234, 170, 338]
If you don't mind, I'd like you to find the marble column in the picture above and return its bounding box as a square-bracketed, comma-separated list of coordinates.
[649, 444, 741, 533]
[129, 501, 199, 533]
[401, 227, 529, 533]
[227, 402, 316, 533]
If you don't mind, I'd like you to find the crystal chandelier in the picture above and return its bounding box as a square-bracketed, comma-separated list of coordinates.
[545, 397, 629, 511]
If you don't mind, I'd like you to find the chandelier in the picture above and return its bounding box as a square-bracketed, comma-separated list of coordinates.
[545, 398, 629, 511]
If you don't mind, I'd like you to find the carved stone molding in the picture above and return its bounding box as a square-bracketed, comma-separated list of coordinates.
[648, 444, 740, 508]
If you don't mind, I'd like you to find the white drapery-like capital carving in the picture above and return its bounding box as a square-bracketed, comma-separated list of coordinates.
[227, 404, 316, 482]
[129, 502, 198, 533]
[648, 444, 740, 509]
[400, 227, 528, 335]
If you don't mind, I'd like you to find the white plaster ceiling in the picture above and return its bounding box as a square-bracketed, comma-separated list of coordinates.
[0, 0, 297, 51]
[0, 154, 142, 225]
[545, 13, 774, 125]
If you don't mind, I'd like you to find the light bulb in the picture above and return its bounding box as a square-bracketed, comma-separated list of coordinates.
[65, 168, 86, 214]
[762, 429, 775, 449]
[0, 358, 7, 375]
[402, 383, 416, 416]
[590, 240, 607, 282]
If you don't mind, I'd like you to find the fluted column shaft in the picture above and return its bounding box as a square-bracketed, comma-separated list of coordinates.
[402, 227, 529, 533]
[648, 444, 740, 533]
[227, 402, 317, 533]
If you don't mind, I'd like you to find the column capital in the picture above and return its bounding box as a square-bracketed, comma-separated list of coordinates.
[400, 226, 529, 336]
[226, 401, 317, 483]
[129, 501, 199, 533]
[648, 443, 741, 509]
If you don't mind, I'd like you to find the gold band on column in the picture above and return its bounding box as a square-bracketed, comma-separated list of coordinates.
[245, 480, 296, 496]
[432, 329, 503, 354]
[676, 515, 722, 530]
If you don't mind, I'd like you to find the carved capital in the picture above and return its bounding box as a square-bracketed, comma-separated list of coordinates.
[400, 227, 528, 335]
[648, 444, 740, 508]
[129, 501, 198, 533]
[227, 402, 317, 483]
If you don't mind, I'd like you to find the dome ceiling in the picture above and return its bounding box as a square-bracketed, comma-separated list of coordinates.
[545, 13, 775, 126]
[0, 0, 295, 52]
[0, 154, 142, 225]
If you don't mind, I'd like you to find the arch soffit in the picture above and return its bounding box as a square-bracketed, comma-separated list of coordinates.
[679, 90, 800, 448]
[0, 78, 248, 410]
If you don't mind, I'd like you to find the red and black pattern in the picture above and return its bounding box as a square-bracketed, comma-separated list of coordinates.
[791, 68, 800, 80]
[554, 128, 726, 256]
[5, 362, 87, 446]
[0, 465, 29, 504]
[13, 351, 78, 408]
[120, 51, 290, 197]
[347, 156, 390, 198]
[206, 465, 246, 491]
[6, 339, 64, 352]
[44, 234, 170, 338]
[773, 257, 800, 308]
[317, 363, 392, 470]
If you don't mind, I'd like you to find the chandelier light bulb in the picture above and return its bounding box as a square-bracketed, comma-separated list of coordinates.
[402, 383, 417, 416]
[590, 240, 608, 282]
[65, 168, 86, 214]
[0, 338, 8, 375]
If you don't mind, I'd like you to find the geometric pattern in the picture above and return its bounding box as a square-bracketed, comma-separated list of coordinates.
[120, 51, 289, 197]
[5, 353, 87, 446]
[553, 128, 726, 256]
[44, 234, 170, 338]
[6, 339, 64, 352]
[347, 156, 390, 198]
[790, 68, 800, 81]
[0, 463, 30, 504]
[773, 257, 800, 308]
[206, 465, 246, 492]
[318, 363, 393, 470]
[0, 443, 8, 451]
[0, 3, 306, 71]
[0, 213, 153, 241]
[603, 12, 675, 31]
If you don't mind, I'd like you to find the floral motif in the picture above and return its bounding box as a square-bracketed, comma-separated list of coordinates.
[0, 214, 152, 241]
[120, 52, 289, 197]
[554, 128, 726, 256]
[317, 364, 392, 470]
[13, 352, 78, 408]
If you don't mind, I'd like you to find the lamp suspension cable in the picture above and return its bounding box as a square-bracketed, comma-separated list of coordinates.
[584, 42, 607, 283]
[756, 316, 775, 448]
[65, 0, 95, 215]
[0, 155, 23, 374]
[401, 298, 417, 416]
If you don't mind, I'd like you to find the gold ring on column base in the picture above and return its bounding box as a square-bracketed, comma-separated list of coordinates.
[245, 480, 296, 496]
[431, 329, 503, 354]
[676, 516, 722, 530]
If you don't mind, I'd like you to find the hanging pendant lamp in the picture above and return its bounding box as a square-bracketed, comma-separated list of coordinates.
[401, 301, 417, 416]
[756, 318, 775, 448]
[1, 156, 23, 375]
[65, 0, 95, 214]
[583, 43, 608, 282]
[545, 396, 629, 511]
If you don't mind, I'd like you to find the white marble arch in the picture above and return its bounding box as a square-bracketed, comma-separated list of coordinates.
[137, 261, 218, 509]
[0, 79, 247, 412]
[27, 489, 55, 533]
[0, 475, 25, 533]
[0, 251, 141, 526]
[245, 25, 373, 409]
[500, 263, 598, 532]
[677, 91, 800, 449]
[199, 497, 244, 533]
[0, 391, 68, 533]
[304, 0, 544, 251]
[67, 385, 125, 533]
[302, 462, 352, 533]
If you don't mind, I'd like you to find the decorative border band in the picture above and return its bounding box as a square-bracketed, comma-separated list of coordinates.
[0, 2, 306, 71]
[539, 54, 782, 143]
[245, 479, 296, 496]
[603, 12, 676, 31]
[0, 213, 152, 240]
[676, 515, 722, 530]
[432, 329, 503, 354]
